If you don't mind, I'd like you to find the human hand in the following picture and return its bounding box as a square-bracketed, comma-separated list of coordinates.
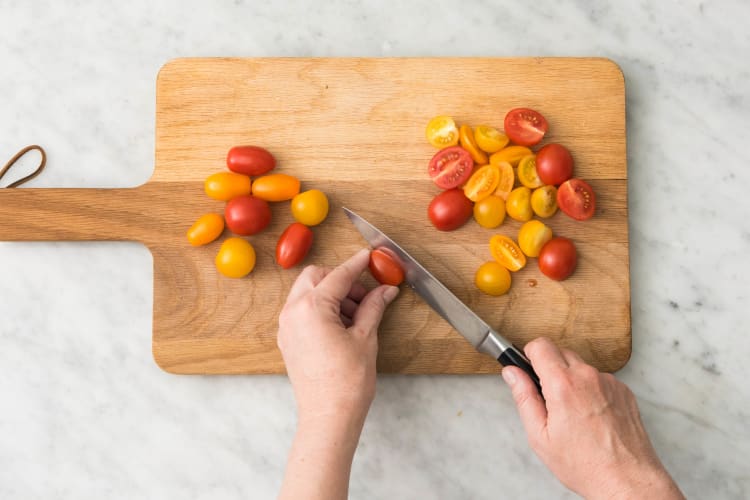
[503, 337, 683, 500]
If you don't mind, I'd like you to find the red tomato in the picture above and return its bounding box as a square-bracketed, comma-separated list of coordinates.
[428, 146, 474, 189]
[369, 248, 405, 286]
[276, 222, 314, 269]
[227, 146, 276, 176]
[536, 144, 574, 186]
[557, 179, 596, 220]
[428, 188, 473, 231]
[504, 108, 548, 147]
[538, 237, 578, 281]
[224, 195, 272, 235]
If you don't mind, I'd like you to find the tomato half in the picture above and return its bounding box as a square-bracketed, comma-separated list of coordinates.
[463, 164, 500, 202]
[505, 186, 533, 222]
[475, 261, 512, 296]
[539, 237, 577, 281]
[518, 220, 553, 258]
[428, 146, 474, 190]
[493, 161, 515, 200]
[474, 125, 509, 153]
[490, 145, 533, 167]
[473, 195, 506, 229]
[557, 179, 596, 220]
[227, 146, 276, 176]
[291, 189, 329, 226]
[224, 195, 272, 235]
[426, 116, 459, 148]
[204, 172, 252, 201]
[490, 235, 526, 272]
[215, 237, 256, 278]
[517, 155, 544, 189]
[251, 174, 301, 202]
[369, 248, 405, 286]
[504, 108, 548, 147]
[459, 125, 488, 164]
[536, 144, 574, 186]
[276, 222, 314, 269]
[187, 213, 224, 246]
[428, 188, 473, 231]
[531, 185, 558, 218]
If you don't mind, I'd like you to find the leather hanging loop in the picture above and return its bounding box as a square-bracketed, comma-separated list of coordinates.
[0, 145, 47, 188]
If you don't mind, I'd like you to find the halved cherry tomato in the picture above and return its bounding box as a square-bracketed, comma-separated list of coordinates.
[490, 145, 533, 167]
[518, 220, 553, 258]
[225, 195, 272, 235]
[428, 188, 473, 231]
[251, 174, 301, 202]
[474, 125, 509, 153]
[463, 164, 500, 202]
[558, 179, 596, 220]
[539, 237, 577, 281]
[215, 237, 256, 278]
[276, 222, 314, 269]
[536, 144, 574, 186]
[531, 185, 558, 218]
[504, 108, 548, 147]
[517, 155, 544, 189]
[426, 116, 459, 148]
[475, 261, 512, 296]
[506, 186, 533, 222]
[187, 213, 224, 246]
[493, 161, 515, 200]
[428, 146, 474, 189]
[227, 146, 276, 176]
[473, 195, 506, 229]
[490, 235, 526, 272]
[204, 172, 252, 201]
[459, 125, 488, 164]
[291, 189, 329, 226]
[369, 248, 405, 286]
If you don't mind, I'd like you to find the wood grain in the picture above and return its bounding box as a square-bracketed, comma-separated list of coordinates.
[0, 58, 630, 374]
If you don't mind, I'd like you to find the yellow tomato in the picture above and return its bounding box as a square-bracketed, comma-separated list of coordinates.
[425, 116, 459, 148]
[517, 155, 544, 189]
[474, 125, 509, 153]
[463, 164, 500, 202]
[490, 145, 533, 167]
[459, 125, 488, 164]
[204, 172, 251, 201]
[518, 220, 553, 258]
[473, 195, 506, 228]
[252, 174, 301, 202]
[489, 235, 527, 272]
[531, 185, 559, 218]
[475, 261, 512, 296]
[506, 186, 533, 222]
[215, 237, 256, 278]
[493, 161, 515, 200]
[291, 189, 329, 226]
[186, 213, 224, 246]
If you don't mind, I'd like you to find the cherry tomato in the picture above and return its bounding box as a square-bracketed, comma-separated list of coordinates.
[474, 125, 509, 153]
[428, 146, 474, 190]
[428, 188, 473, 231]
[531, 185, 558, 218]
[557, 179, 596, 220]
[276, 222, 314, 269]
[518, 220, 553, 258]
[463, 164, 500, 202]
[224, 195, 272, 235]
[251, 174, 301, 202]
[473, 195, 506, 229]
[186, 213, 224, 246]
[536, 144, 574, 186]
[493, 161, 515, 200]
[215, 237, 256, 278]
[426, 116, 459, 148]
[475, 261, 512, 296]
[459, 125, 488, 164]
[489, 145, 533, 167]
[506, 186, 533, 222]
[226, 146, 276, 176]
[490, 235, 526, 272]
[291, 189, 329, 226]
[204, 172, 252, 201]
[504, 107, 548, 147]
[539, 237, 577, 280]
[517, 155, 544, 189]
[369, 248, 405, 286]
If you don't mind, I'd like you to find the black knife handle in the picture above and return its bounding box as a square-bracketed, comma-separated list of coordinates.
[498, 346, 543, 396]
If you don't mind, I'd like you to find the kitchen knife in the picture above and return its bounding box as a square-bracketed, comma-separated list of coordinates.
[344, 207, 542, 394]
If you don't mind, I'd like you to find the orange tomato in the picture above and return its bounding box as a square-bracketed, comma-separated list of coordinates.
[493, 161, 515, 200]
[459, 125, 488, 164]
[531, 185, 558, 218]
[204, 172, 252, 201]
[251, 174, 301, 202]
[474, 125, 509, 153]
[490, 145, 533, 167]
[473, 195, 506, 229]
[518, 220, 553, 258]
[506, 186, 533, 222]
[490, 235, 527, 272]
[463, 164, 500, 202]
[186, 213, 224, 246]
[425, 116, 459, 148]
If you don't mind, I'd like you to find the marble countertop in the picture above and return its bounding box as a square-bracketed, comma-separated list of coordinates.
[1, 1, 748, 498]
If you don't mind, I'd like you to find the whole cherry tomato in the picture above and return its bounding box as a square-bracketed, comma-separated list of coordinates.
[428, 188, 473, 231]
[224, 195, 271, 235]
[215, 237, 256, 278]
[276, 222, 314, 269]
[369, 248, 405, 286]
[536, 144, 574, 186]
[227, 146, 276, 176]
[204, 172, 251, 201]
[187, 213, 224, 246]
[539, 237, 578, 280]
[252, 174, 301, 202]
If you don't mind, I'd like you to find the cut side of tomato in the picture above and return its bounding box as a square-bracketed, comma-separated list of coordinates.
[474, 125, 509, 153]
[428, 146, 474, 189]
[517, 155, 544, 189]
[504, 107, 548, 147]
[557, 179, 596, 220]
[463, 164, 500, 202]
[493, 161, 515, 200]
[489, 235, 527, 272]
[426, 116, 459, 148]
[459, 124, 488, 164]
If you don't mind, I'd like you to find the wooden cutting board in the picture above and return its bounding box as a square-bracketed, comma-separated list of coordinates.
[0, 58, 630, 374]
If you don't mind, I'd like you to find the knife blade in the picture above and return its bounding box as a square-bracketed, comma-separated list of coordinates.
[343, 207, 541, 394]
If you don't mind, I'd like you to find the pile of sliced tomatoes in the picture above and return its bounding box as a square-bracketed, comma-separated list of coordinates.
[186, 146, 330, 278]
[424, 108, 597, 295]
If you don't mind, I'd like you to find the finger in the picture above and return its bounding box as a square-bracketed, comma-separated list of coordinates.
[523, 337, 569, 381]
[316, 249, 371, 302]
[341, 297, 359, 318]
[351, 285, 399, 336]
[560, 347, 585, 366]
[285, 265, 330, 304]
[502, 366, 548, 442]
[348, 281, 368, 303]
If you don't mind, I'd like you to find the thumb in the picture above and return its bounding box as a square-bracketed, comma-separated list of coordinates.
[351, 285, 399, 335]
[502, 366, 548, 441]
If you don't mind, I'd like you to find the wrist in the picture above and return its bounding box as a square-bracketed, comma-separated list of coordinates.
[587, 463, 683, 500]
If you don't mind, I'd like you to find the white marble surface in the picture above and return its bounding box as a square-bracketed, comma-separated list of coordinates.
[1, 0, 748, 498]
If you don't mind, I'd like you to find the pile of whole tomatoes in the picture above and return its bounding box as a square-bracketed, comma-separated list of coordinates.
[186, 146, 329, 278]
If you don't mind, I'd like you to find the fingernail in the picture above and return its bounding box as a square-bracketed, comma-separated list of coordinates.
[383, 285, 400, 303]
[502, 368, 517, 386]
